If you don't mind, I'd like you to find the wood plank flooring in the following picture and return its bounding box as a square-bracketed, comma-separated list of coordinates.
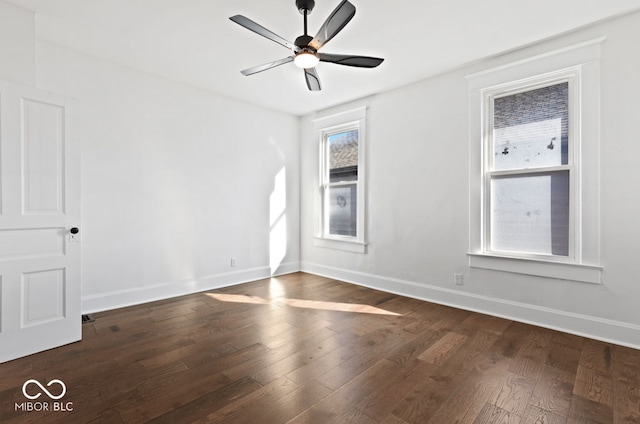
[1, 272, 639, 423]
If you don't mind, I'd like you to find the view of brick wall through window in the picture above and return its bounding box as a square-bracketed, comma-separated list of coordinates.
[494, 82, 569, 164]
[327, 130, 358, 236]
[490, 82, 570, 256]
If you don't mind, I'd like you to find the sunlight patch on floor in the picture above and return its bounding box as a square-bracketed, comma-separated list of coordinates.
[206, 293, 270, 305]
[204, 293, 401, 316]
[281, 298, 401, 316]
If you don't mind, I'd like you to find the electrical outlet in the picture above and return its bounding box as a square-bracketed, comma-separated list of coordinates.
[231, 257, 237, 267]
[454, 273, 463, 286]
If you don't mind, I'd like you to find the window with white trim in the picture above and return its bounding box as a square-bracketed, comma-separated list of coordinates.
[486, 77, 574, 259]
[323, 127, 359, 237]
[467, 39, 604, 284]
[313, 107, 367, 253]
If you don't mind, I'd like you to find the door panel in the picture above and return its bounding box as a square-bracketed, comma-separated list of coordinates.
[0, 80, 80, 363]
[0, 228, 64, 259]
[22, 268, 65, 327]
[23, 99, 65, 215]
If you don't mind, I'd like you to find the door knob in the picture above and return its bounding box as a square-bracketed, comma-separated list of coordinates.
[70, 227, 79, 234]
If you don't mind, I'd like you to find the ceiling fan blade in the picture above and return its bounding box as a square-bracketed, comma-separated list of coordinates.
[318, 53, 384, 68]
[241, 57, 295, 76]
[304, 68, 321, 91]
[230, 15, 296, 51]
[309, 0, 356, 51]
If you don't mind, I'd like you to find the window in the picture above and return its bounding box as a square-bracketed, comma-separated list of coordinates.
[313, 107, 367, 253]
[467, 39, 603, 283]
[323, 128, 359, 237]
[487, 79, 573, 258]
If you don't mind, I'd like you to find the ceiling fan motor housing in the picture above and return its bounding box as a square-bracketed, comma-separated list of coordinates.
[296, 0, 315, 14]
[295, 35, 314, 49]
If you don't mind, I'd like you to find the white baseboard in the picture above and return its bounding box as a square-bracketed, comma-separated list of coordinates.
[300, 261, 640, 350]
[83, 260, 640, 350]
[82, 262, 300, 314]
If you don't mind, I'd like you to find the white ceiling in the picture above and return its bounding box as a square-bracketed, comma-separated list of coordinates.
[6, 0, 640, 116]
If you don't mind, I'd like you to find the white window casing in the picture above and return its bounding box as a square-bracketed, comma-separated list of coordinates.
[485, 75, 575, 260]
[312, 107, 367, 253]
[467, 38, 604, 283]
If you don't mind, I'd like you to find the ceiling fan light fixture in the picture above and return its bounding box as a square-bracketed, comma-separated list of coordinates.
[294, 51, 319, 69]
[230, 0, 383, 90]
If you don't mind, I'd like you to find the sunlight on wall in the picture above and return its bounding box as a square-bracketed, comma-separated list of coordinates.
[269, 167, 287, 274]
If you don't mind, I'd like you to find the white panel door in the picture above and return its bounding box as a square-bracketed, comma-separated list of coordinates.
[0, 80, 80, 363]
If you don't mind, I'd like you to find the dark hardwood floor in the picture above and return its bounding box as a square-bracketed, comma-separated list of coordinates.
[1, 272, 639, 423]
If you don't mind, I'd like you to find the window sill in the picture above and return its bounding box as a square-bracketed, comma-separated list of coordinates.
[467, 253, 603, 284]
[314, 237, 367, 253]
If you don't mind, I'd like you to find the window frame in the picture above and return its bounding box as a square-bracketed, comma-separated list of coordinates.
[482, 73, 579, 262]
[467, 38, 604, 284]
[313, 107, 367, 253]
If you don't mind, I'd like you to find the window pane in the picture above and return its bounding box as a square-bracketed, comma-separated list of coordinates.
[327, 184, 357, 237]
[493, 83, 568, 171]
[328, 130, 358, 182]
[491, 171, 569, 256]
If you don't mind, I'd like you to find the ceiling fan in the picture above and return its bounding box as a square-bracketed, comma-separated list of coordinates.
[229, 0, 384, 91]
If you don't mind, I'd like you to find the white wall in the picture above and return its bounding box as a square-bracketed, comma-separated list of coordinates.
[35, 42, 301, 312]
[0, 1, 35, 85]
[300, 11, 640, 348]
